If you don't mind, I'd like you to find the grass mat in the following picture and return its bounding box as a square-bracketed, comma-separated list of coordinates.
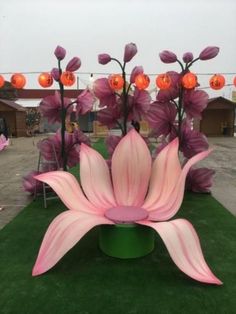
[0, 139, 235, 313]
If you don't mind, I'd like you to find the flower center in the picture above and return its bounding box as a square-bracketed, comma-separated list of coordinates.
[104, 206, 148, 224]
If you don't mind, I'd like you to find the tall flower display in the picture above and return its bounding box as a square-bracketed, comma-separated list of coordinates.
[94, 43, 151, 137]
[146, 47, 220, 192]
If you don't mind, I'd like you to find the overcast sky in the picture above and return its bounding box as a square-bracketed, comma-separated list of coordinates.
[0, 0, 236, 100]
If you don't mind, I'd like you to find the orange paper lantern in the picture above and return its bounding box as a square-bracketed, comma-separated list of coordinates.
[0, 75, 4, 88]
[108, 74, 124, 90]
[60, 71, 76, 86]
[38, 72, 53, 88]
[233, 76, 236, 87]
[182, 72, 197, 89]
[156, 73, 171, 90]
[135, 74, 150, 90]
[11, 73, 26, 89]
[209, 74, 225, 90]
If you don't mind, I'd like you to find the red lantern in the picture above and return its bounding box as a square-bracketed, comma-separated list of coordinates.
[11, 73, 26, 89]
[60, 71, 76, 86]
[38, 72, 53, 88]
[135, 74, 150, 90]
[0, 75, 4, 88]
[233, 76, 236, 87]
[108, 74, 124, 90]
[156, 73, 171, 90]
[209, 74, 225, 90]
[182, 72, 197, 89]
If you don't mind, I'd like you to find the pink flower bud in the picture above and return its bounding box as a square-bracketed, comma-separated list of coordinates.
[123, 43, 137, 63]
[54, 45, 66, 60]
[130, 66, 144, 83]
[66, 57, 81, 72]
[199, 46, 219, 60]
[182, 52, 194, 63]
[98, 53, 111, 65]
[51, 68, 60, 81]
[159, 50, 177, 63]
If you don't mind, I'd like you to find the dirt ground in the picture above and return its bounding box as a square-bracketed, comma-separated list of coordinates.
[0, 134, 235, 230]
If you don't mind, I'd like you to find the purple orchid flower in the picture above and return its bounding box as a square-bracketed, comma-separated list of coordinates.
[129, 88, 151, 122]
[76, 89, 95, 115]
[199, 46, 219, 60]
[38, 130, 90, 168]
[97, 105, 121, 128]
[156, 71, 180, 101]
[146, 101, 177, 137]
[39, 91, 72, 124]
[123, 43, 137, 63]
[171, 120, 209, 159]
[54, 45, 66, 60]
[159, 50, 177, 63]
[183, 89, 209, 119]
[23, 170, 44, 195]
[93, 78, 116, 108]
[98, 54, 112, 65]
[186, 167, 215, 193]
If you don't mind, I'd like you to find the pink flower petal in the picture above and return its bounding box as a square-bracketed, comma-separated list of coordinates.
[148, 149, 212, 221]
[138, 219, 222, 285]
[35, 171, 100, 214]
[143, 138, 181, 211]
[32, 210, 113, 276]
[112, 129, 152, 206]
[80, 144, 116, 209]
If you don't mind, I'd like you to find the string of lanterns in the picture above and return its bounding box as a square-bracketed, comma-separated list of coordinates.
[0, 71, 236, 90]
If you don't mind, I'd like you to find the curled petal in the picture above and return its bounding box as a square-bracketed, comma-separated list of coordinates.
[130, 88, 151, 121]
[159, 50, 177, 63]
[148, 149, 212, 221]
[181, 129, 209, 159]
[199, 46, 219, 60]
[123, 43, 137, 63]
[98, 53, 111, 65]
[80, 144, 116, 209]
[35, 171, 99, 214]
[143, 138, 181, 211]
[130, 66, 144, 84]
[138, 219, 222, 285]
[32, 211, 114, 276]
[112, 129, 152, 206]
[66, 57, 81, 72]
[54, 45, 66, 60]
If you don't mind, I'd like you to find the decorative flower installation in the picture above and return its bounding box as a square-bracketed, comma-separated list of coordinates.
[94, 43, 151, 150]
[32, 130, 221, 285]
[145, 46, 220, 192]
[0, 134, 9, 151]
[40, 45, 95, 170]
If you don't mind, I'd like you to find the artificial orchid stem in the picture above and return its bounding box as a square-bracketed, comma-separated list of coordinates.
[122, 64, 129, 136]
[58, 60, 67, 171]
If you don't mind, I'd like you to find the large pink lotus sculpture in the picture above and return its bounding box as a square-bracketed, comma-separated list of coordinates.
[32, 129, 221, 285]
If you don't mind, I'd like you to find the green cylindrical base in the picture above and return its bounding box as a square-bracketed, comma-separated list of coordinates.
[99, 224, 155, 259]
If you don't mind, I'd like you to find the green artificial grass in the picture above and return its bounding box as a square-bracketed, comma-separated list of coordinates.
[0, 140, 236, 314]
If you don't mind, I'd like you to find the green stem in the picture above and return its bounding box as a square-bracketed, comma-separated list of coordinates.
[58, 60, 67, 171]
